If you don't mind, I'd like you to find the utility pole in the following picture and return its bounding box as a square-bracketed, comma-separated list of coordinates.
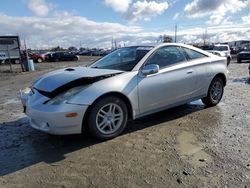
[174, 24, 177, 43]
[203, 28, 208, 45]
[114, 40, 117, 49]
[111, 37, 114, 50]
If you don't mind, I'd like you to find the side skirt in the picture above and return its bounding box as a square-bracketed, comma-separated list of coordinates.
[134, 94, 206, 120]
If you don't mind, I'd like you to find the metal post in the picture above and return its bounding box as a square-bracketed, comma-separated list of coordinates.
[6, 45, 13, 72]
[17, 36, 24, 72]
[24, 39, 29, 71]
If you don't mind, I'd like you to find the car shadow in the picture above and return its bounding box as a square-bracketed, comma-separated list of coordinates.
[0, 101, 205, 176]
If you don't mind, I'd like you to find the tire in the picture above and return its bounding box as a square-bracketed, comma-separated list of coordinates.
[202, 77, 224, 107]
[227, 57, 230, 66]
[37, 58, 42, 63]
[87, 96, 128, 139]
[237, 59, 241, 63]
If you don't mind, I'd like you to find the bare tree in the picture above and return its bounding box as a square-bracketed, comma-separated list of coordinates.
[79, 47, 86, 51]
[68, 46, 77, 51]
[158, 34, 173, 43]
[163, 35, 173, 43]
[51, 46, 64, 51]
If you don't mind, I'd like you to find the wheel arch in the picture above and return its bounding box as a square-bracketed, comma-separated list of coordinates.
[81, 92, 133, 133]
[213, 73, 227, 86]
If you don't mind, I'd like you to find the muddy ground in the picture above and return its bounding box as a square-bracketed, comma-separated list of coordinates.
[0, 57, 249, 188]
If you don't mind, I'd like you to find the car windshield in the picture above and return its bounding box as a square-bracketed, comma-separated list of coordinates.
[213, 46, 228, 51]
[89, 46, 153, 71]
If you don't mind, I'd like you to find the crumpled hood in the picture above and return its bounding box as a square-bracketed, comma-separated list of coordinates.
[33, 67, 123, 94]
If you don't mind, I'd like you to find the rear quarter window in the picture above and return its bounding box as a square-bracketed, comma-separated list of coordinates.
[182, 47, 207, 60]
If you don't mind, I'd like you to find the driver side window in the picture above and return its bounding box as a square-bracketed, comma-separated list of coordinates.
[145, 46, 186, 69]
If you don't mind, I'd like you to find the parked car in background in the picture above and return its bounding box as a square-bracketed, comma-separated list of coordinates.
[46, 52, 79, 62]
[248, 64, 250, 76]
[208, 44, 231, 65]
[198, 45, 214, 51]
[237, 48, 250, 63]
[208, 51, 226, 57]
[29, 52, 46, 63]
[20, 44, 227, 139]
[230, 46, 243, 54]
[76, 50, 92, 56]
[77, 49, 113, 56]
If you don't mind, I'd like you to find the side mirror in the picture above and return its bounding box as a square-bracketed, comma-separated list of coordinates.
[141, 64, 159, 76]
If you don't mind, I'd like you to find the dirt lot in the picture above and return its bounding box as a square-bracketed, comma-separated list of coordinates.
[0, 57, 249, 188]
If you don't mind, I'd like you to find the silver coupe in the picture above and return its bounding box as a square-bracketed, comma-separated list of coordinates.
[20, 43, 228, 139]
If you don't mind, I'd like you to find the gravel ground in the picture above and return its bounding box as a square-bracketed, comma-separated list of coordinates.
[0, 58, 249, 188]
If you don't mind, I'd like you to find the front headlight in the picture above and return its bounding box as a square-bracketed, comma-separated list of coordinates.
[46, 86, 86, 105]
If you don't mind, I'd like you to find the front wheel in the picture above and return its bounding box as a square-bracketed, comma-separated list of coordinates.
[202, 77, 224, 107]
[87, 96, 128, 139]
[37, 58, 43, 63]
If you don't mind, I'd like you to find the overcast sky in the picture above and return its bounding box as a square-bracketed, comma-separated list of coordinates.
[0, 0, 250, 49]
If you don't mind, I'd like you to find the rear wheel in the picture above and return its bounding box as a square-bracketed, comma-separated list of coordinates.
[227, 57, 230, 66]
[87, 96, 128, 139]
[202, 77, 224, 107]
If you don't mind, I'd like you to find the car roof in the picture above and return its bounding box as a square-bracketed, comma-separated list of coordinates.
[121, 45, 155, 50]
[132, 43, 220, 71]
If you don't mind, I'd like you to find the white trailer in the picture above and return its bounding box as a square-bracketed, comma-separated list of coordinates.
[0, 36, 21, 64]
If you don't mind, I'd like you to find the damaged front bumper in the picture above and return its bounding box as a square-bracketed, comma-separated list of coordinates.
[20, 88, 88, 135]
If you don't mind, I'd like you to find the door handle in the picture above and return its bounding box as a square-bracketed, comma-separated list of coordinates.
[187, 70, 194, 74]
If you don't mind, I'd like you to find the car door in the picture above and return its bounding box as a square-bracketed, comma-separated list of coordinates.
[57, 52, 63, 61]
[181, 47, 211, 97]
[62, 52, 69, 61]
[137, 46, 197, 114]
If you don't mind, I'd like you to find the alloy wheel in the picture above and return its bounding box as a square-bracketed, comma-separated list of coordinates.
[210, 80, 223, 102]
[96, 103, 124, 134]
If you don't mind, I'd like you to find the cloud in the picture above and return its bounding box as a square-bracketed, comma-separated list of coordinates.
[242, 13, 250, 24]
[124, 1, 169, 22]
[104, 0, 169, 22]
[184, 0, 223, 18]
[184, 0, 250, 25]
[173, 12, 180, 20]
[27, 0, 52, 17]
[178, 24, 250, 44]
[0, 12, 249, 49]
[104, 0, 131, 13]
[0, 13, 144, 49]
